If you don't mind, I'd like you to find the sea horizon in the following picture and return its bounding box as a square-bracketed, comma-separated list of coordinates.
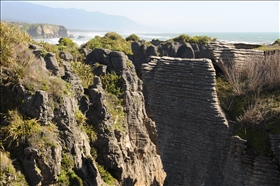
[35, 31, 280, 47]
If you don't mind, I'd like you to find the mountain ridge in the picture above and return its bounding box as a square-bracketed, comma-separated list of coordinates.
[1, 1, 153, 32]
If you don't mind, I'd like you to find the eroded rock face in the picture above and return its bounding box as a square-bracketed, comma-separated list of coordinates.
[27, 24, 69, 38]
[142, 57, 280, 186]
[44, 52, 60, 76]
[86, 50, 166, 185]
[21, 90, 53, 125]
[131, 41, 266, 76]
[208, 41, 264, 69]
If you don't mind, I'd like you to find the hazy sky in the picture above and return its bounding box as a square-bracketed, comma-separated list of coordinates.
[27, 1, 279, 32]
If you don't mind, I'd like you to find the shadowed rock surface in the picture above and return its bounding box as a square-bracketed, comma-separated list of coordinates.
[142, 56, 280, 186]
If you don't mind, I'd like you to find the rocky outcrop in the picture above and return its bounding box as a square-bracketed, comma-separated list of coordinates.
[86, 49, 166, 185]
[208, 41, 264, 68]
[44, 52, 60, 76]
[131, 41, 265, 75]
[59, 51, 73, 62]
[142, 56, 280, 186]
[10, 59, 102, 185]
[27, 24, 69, 38]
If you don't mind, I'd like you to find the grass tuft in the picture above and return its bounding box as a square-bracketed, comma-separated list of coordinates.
[216, 52, 280, 156]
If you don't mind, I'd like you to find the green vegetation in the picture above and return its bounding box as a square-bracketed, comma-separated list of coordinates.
[29, 123, 59, 149]
[0, 22, 73, 99]
[216, 52, 280, 156]
[255, 45, 280, 51]
[2, 110, 41, 148]
[58, 170, 83, 186]
[170, 34, 216, 45]
[272, 38, 280, 45]
[0, 22, 36, 87]
[81, 32, 133, 55]
[61, 153, 75, 170]
[100, 72, 123, 99]
[125, 34, 140, 42]
[57, 153, 83, 186]
[105, 92, 126, 132]
[0, 22, 92, 186]
[100, 72, 126, 132]
[37, 41, 60, 58]
[0, 22, 32, 67]
[74, 109, 87, 125]
[70, 61, 94, 88]
[0, 151, 28, 185]
[96, 163, 118, 185]
[58, 38, 83, 61]
[255, 38, 280, 51]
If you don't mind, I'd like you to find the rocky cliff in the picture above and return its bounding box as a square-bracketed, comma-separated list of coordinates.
[7, 22, 70, 38]
[142, 56, 280, 186]
[1, 23, 279, 185]
[26, 24, 69, 38]
[85, 49, 166, 185]
[1, 36, 165, 185]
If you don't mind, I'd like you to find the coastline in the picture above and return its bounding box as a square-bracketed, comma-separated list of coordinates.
[34, 31, 279, 46]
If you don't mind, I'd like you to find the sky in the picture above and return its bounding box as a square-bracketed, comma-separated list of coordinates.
[25, 1, 279, 32]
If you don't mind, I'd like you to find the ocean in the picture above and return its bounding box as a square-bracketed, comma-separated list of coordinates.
[34, 31, 280, 46]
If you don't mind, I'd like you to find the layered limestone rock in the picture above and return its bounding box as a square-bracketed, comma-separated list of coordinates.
[131, 41, 265, 74]
[86, 49, 166, 185]
[13, 59, 103, 185]
[2, 39, 166, 185]
[207, 41, 264, 68]
[142, 56, 280, 186]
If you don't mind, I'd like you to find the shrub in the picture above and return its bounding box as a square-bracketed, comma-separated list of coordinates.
[272, 38, 280, 45]
[59, 154, 83, 186]
[100, 72, 125, 131]
[70, 61, 94, 88]
[58, 170, 70, 185]
[2, 110, 41, 148]
[58, 170, 83, 186]
[104, 32, 123, 40]
[61, 153, 74, 170]
[74, 109, 87, 125]
[216, 52, 280, 156]
[100, 72, 123, 99]
[82, 124, 97, 144]
[172, 34, 192, 43]
[172, 34, 215, 45]
[105, 92, 126, 132]
[0, 151, 28, 185]
[0, 22, 32, 67]
[0, 22, 37, 86]
[58, 38, 83, 61]
[59, 38, 77, 48]
[125, 34, 140, 41]
[28, 123, 59, 153]
[67, 170, 83, 186]
[2, 44, 35, 85]
[218, 53, 280, 95]
[96, 163, 118, 185]
[81, 32, 133, 55]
